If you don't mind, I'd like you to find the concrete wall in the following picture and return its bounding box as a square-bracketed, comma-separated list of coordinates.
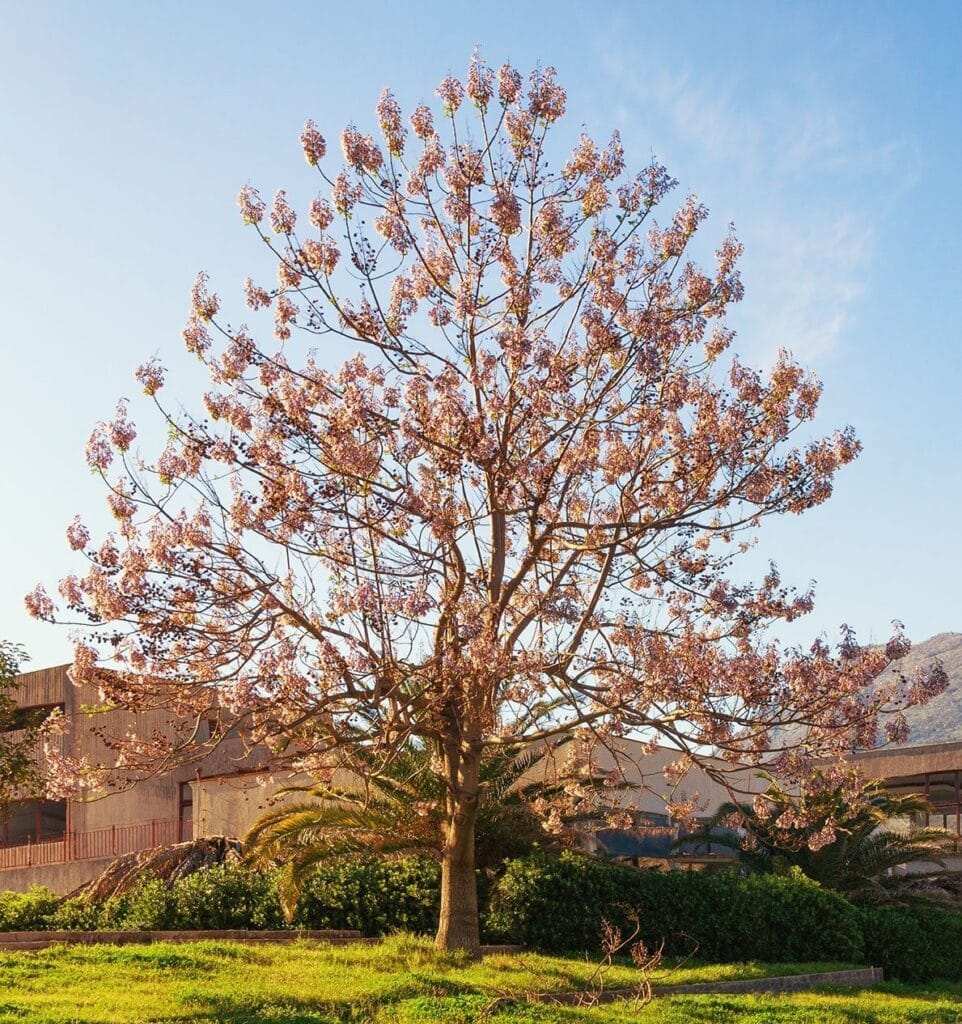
[194, 741, 769, 841]
[0, 856, 117, 895]
[847, 739, 962, 778]
[192, 773, 302, 839]
[1, 664, 262, 892]
[520, 737, 768, 819]
[6, 664, 195, 835]
[192, 769, 355, 840]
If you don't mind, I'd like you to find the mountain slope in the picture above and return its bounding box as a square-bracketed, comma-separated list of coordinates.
[878, 632, 962, 746]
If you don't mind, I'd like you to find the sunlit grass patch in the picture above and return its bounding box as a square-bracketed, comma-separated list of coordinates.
[0, 934, 957, 1024]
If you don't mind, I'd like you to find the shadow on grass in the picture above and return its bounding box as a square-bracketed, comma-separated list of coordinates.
[170, 991, 595, 1024]
[174, 976, 485, 1024]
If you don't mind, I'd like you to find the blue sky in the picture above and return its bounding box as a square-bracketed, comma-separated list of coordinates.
[1, 0, 960, 668]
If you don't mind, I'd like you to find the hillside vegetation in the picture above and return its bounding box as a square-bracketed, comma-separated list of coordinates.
[879, 633, 962, 745]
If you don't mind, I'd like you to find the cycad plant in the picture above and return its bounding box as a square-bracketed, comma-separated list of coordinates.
[244, 741, 582, 919]
[679, 771, 956, 895]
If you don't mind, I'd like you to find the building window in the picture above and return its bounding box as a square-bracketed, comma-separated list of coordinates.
[2, 702, 63, 733]
[0, 799, 67, 846]
[178, 782, 193, 842]
[886, 770, 962, 836]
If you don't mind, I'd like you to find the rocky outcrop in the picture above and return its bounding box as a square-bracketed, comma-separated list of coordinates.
[70, 836, 242, 902]
[874, 633, 962, 745]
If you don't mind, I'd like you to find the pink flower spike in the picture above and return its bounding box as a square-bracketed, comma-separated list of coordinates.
[66, 516, 90, 551]
[436, 75, 464, 115]
[85, 424, 113, 471]
[270, 190, 297, 234]
[300, 120, 327, 165]
[135, 359, 165, 396]
[237, 185, 266, 225]
[24, 584, 55, 620]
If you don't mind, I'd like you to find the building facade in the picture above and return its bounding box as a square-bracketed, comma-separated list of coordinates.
[5, 662, 959, 892]
[0, 663, 263, 892]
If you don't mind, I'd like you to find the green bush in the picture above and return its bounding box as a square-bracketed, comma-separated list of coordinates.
[486, 852, 864, 963]
[0, 857, 439, 936]
[293, 856, 441, 936]
[5, 851, 962, 984]
[47, 895, 102, 931]
[173, 863, 284, 930]
[859, 904, 962, 982]
[99, 876, 178, 930]
[0, 886, 60, 931]
[92, 865, 283, 931]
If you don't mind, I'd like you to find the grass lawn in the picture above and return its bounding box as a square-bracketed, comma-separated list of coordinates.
[1, 935, 960, 1023]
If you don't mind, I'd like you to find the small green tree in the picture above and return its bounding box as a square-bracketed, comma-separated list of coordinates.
[0, 642, 42, 803]
[680, 771, 956, 894]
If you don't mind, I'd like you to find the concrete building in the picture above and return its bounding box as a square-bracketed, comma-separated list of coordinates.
[5, 662, 960, 892]
[0, 663, 267, 892]
[1, 663, 770, 892]
[845, 739, 962, 872]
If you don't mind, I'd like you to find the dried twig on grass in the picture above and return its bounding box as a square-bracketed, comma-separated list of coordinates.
[482, 912, 668, 1016]
[574, 912, 664, 1008]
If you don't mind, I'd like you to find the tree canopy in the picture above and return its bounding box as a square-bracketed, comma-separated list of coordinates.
[0, 641, 43, 803]
[28, 54, 945, 952]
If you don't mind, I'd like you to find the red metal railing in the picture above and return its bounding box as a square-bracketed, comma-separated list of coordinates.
[0, 818, 183, 871]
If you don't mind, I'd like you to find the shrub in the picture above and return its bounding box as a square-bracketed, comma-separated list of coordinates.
[0, 857, 440, 936]
[47, 895, 102, 931]
[0, 886, 60, 931]
[859, 904, 962, 982]
[293, 856, 441, 936]
[99, 876, 178, 930]
[14, 851, 962, 984]
[91, 865, 284, 931]
[173, 863, 284, 930]
[486, 852, 864, 963]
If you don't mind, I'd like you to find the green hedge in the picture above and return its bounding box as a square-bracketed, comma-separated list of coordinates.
[292, 856, 440, 936]
[486, 852, 865, 963]
[0, 858, 438, 935]
[3, 852, 962, 984]
[858, 903, 962, 983]
[0, 886, 61, 931]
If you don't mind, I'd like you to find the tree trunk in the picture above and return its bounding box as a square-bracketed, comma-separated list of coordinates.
[435, 746, 482, 956]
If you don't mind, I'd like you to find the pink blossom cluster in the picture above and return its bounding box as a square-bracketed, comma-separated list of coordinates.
[300, 120, 327, 165]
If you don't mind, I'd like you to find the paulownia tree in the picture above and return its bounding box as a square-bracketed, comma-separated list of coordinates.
[28, 54, 945, 954]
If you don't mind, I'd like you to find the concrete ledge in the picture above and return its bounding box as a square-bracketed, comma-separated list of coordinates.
[534, 966, 885, 1004]
[655, 965, 884, 995]
[0, 928, 363, 951]
[0, 858, 119, 895]
[0, 931, 523, 956]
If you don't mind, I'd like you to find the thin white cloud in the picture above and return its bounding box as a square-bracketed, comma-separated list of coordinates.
[595, 52, 909, 366]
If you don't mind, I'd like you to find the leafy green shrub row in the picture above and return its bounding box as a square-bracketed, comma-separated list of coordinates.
[0, 886, 61, 931]
[486, 852, 864, 963]
[858, 903, 962, 983]
[486, 853, 962, 982]
[94, 865, 286, 931]
[3, 852, 962, 982]
[292, 855, 440, 935]
[0, 858, 439, 936]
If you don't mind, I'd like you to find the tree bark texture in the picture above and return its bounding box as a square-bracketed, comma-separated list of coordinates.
[435, 744, 481, 956]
